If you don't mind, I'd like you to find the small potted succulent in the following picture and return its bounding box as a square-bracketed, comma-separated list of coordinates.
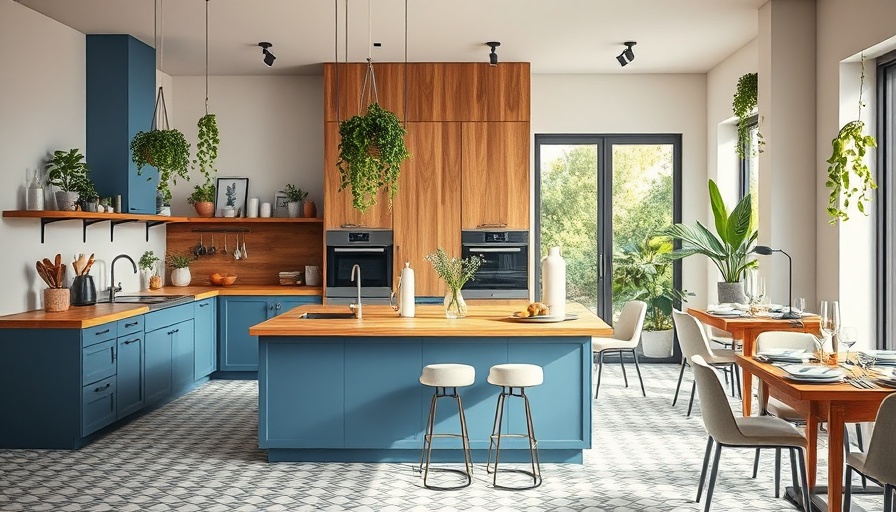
[45, 148, 90, 211]
[283, 184, 308, 218]
[166, 251, 194, 287]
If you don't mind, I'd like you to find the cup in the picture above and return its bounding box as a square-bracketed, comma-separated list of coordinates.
[305, 265, 321, 286]
[792, 297, 806, 315]
[247, 197, 259, 218]
[260, 202, 272, 218]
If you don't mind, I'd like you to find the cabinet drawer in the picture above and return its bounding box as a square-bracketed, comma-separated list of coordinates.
[82, 323, 117, 347]
[82, 375, 116, 436]
[117, 316, 143, 336]
[82, 338, 116, 385]
[145, 303, 193, 332]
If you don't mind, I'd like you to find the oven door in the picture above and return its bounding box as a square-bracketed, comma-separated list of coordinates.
[461, 245, 528, 298]
[326, 246, 393, 297]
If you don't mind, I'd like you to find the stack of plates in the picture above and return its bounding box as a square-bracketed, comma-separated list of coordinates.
[871, 368, 896, 388]
[859, 350, 896, 366]
[778, 364, 845, 383]
[707, 305, 747, 317]
[757, 348, 814, 363]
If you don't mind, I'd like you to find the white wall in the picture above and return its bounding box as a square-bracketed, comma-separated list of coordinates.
[531, 73, 709, 305]
[0, 0, 160, 316]
[168, 76, 324, 217]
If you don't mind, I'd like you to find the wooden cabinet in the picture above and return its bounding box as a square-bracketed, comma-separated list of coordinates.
[461, 122, 530, 229]
[392, 122, 462, 296]
[324, 63, 406, 123]
[406, 63, 487, 122]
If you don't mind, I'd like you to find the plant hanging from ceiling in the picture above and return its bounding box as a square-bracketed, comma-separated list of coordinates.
[188, 0, 220, 209]
[732, 72, 763, 159]
[825, 55, 878, 224]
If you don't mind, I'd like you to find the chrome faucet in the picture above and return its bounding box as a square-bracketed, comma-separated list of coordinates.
[349, 264, 362, 319]
[109, 254, 137, 303]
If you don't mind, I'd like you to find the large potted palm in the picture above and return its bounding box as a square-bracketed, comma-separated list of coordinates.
[662, 179, 757, 304]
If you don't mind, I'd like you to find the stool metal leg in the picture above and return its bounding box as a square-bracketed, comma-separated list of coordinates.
[487, 386, 542, 490]
[420, 386, 473, 490]
[594, 351, 605, 398]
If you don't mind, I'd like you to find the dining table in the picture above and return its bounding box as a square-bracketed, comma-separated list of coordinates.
[736, 354, 894, 511]
[688, 307, 821, 416]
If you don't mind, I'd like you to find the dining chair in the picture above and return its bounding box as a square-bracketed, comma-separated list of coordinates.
[690, 355, 812, 512]
[592, 300, 647, 399]
[671, 310, 741, 416]
[844, 393, 896, 512]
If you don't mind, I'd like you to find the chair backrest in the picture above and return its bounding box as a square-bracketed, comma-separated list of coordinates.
[756, 331, 816, 352]
[690, 355, 743, 444]
[862, 393, 896, 485]
[613, 301, 647, 343]
[672, 310, 715, 361]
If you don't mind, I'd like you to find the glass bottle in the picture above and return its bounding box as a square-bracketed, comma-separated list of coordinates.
[27, 169, 44, 211]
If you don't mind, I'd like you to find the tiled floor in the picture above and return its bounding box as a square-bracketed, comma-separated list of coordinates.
[0, 364, 883, 511]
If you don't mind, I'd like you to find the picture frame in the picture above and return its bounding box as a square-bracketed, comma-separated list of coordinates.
[214, 177, 249, 217]
[274, 191, 290, 218]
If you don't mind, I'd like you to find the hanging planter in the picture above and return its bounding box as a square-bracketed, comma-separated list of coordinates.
[131, 87, 191, 207]
[732, 72, 762, 159]
[187, 2, 220, 217]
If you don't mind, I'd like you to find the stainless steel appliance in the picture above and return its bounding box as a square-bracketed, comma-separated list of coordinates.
[461, 230, 528, 299]
[326, 229, 393, 303]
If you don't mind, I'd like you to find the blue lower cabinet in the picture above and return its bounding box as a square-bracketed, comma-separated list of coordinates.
[117, 332, 144, 418]
[144, 327, 173, 405]
[193, 298, 216, 379]
[172, 319, 195, 393]
[82, 375, 117, 436]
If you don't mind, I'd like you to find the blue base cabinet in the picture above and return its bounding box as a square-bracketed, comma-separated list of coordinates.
[218, 296, 321, 372]
[116, 316, 145, 418]
[193, 298, 216, 379]
[258, 335, 592, 463]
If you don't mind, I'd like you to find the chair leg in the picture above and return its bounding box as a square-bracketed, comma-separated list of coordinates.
[687, 380, 696, 417]
[884, 483, 893, 512]
[619, 351, 629, 388]
[752, 448, 760, 478]
[797, 448, 812, 512]
[854, 424, 868, 490]
[844, 465, 853, 512]
[632, 349, 646, 397]
[673, 357, 687, 406]
[788, 448, 799, 496]
[774, 448, 781, 498]
[697, 436, 714, 502]
[704, 443, 723, 512]
[734, 364, 742, 400]
[594, 351, 605, 399]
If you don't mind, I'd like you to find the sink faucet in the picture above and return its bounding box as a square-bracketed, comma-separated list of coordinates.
[349, 264, 362, 319]
[109, 254, 137, 303]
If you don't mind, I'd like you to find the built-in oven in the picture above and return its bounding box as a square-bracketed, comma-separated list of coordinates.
[326, 229, 393, 303]
[461, 230, 528, 299]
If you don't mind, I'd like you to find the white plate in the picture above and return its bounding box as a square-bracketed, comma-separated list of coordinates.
[784, 374, 844, 383]
[759, 348, 810, 359]
[779, 364, 845, 379]
[860, 350, 896, 360]
[509, 313, 579, 323]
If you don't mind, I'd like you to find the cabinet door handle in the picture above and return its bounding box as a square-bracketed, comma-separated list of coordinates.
[269, 304, 275, 311]
[167, 329, 175, 335]
[124, 338, 140, 345]
[199, 302, 209, 308]
[94, 382, 111, 393]
[173, 328, 179, 333]
[276, 303, 282, 310]
[95, 328, 110, 336]
[125, 321, 138, 328]
[111, 346, 116, 363]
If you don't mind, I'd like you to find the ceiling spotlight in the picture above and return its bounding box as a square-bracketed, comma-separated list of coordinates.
[616, 41, 636, 67]
[486, 41, 501, 66]
[258, 42, 276, 67]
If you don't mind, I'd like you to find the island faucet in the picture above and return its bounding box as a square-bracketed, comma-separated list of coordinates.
[109, 254, 137, 303]
[349, 264, 362, 319]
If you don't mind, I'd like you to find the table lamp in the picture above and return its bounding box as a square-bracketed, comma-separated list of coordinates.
[750, 245, 800, 319]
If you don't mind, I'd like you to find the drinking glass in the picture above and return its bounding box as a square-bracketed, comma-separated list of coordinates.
[792, 297, 806, 316]
[839, 325, 857, 364]
[819, 300, 841, 354]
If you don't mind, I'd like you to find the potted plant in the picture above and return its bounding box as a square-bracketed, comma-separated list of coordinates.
[45, 148, 89, 211]
[188, 114, 220, 217]
[613, 237, 693, 358]
[74, 177, 99, 212]
[166, 251, 194, 287]
[336, 102, 411, 213]
[424, 247, 482, 319]
[662, 179, 757, 304]
[732, 72, 763, 159]
[284, 184, 308, 218]
[131, 128, 191, 213]
[139, 250, 161, 290]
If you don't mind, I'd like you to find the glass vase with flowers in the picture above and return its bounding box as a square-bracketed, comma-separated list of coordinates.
[424, 248, 482, 319]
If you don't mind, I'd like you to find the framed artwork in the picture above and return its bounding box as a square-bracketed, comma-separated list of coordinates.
[274, 191, 290, 218]
[215, 177, 249, 217]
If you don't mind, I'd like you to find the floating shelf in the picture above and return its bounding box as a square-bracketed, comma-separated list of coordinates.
[2, 210, 323, 243]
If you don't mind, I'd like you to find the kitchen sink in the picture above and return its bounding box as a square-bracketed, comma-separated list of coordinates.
[114, 295, 195, 310]
[299, 312, 358, 320]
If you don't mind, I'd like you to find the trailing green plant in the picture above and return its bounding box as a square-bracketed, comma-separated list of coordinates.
[131, 128, 191, 205]
[732, 72, 762, 159]
[188, 114, 219, 205]
[826, 57, 878, 224]
[661, 179, 758, 283]
[139, 250, 161, 272]
[284, 184, 308, 203]
[166, 251, 194, 269]
[336, 102, 411, 212]
[45, 148, 90, 192]
[613, 236, 693, 331]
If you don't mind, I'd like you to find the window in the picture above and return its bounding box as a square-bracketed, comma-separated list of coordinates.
[739, 115, 760, 227]
[876, 50, 896, 350]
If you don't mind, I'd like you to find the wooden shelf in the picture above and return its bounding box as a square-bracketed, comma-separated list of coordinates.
[2, 210, 323, 243]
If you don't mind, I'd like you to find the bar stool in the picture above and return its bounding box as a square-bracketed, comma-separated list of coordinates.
[486, 363, 543, 490]
[419, 363, 475, 490]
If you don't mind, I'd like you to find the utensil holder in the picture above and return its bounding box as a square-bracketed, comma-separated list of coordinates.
[70, 275, 97, 306]
[44, 288, 70, 312]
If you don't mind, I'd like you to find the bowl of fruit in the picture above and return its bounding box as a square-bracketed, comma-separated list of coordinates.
[209, 273, 237, 286]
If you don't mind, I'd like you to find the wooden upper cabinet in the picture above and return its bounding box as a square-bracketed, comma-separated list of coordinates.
[392, 122, 462, 296]
[405, 63, 529, 122]
[324, 63, 407, 123]
[461, 122, 530, 230]
[323, 122, 394, 229]
[486, 62, 530, 121]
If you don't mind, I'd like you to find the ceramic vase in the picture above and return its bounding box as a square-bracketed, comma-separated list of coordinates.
[287, 202, 301, 218]
[55, 190, 79, 211]
[303, 200, 316, 218]
[444, 287, 467, 319]
[171, 268, 191, 287]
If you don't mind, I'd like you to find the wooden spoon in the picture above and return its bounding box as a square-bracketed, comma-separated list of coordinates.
[83, 254, 96, 275]
[36, 261, 54, 288]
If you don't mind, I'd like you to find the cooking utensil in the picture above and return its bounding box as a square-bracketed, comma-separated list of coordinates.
[36, 261, 55, 288]
[54, 255, 63, 286]
[222, 232, 228, 254]
[233, 233, 241, 260]
[82, 254, 96, 275]
[208, 234, 217, 255]
[241, 234, 247, 260]
[195, 233, 206, 257]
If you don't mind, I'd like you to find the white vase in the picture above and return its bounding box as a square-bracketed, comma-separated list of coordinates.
[140, 269, 153, 290]
[541, 246, 566, 318]
[171, 267, 191, 287]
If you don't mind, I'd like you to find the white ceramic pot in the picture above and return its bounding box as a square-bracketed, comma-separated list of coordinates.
[170, 267, 191, 287]
[641, 329, 674, 358]
[55, 190, 79, 211]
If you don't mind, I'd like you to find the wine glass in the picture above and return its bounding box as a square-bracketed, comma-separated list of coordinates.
[792, 297, 806, 316]
[819, 300, 841, 356]
[839, 325, 857, 364]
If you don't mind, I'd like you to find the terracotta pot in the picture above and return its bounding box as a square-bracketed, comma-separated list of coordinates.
[193, 201, 215, 218]
[44, 287, 70, 312]
[303, 200, 317, 218]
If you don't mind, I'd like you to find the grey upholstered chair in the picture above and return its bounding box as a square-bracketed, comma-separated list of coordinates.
[592, 300, 647, 398]
[845, 393, 896, 512]
[690, 355, 812, 512]
[671, 310, 740, 416]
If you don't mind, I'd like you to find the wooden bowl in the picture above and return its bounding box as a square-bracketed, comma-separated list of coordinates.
[209, 274, 237, 286]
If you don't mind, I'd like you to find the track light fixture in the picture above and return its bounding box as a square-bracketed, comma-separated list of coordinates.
[486, 41, 501, 66]
[616, 41, 636, 67]
[258, 42, 276, 67]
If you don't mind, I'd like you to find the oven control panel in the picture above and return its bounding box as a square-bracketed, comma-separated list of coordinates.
[348, 232, 370, 243]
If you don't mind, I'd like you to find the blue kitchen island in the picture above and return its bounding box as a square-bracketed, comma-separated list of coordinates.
[249, 303, 612, 463]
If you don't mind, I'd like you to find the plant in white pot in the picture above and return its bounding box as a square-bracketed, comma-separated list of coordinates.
[284, 184, 308, 218]
[139, 251, 161, 290]
[661, 179, 757, 304]
[166, 251, 194, 287]
[45, 148, 89, 211]
[614, 236, 693, 358]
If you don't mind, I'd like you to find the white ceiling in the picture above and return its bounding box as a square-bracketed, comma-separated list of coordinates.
[18, 0, 766, 76]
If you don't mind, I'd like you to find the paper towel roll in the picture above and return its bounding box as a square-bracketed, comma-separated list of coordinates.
[541, 246, 566, 318]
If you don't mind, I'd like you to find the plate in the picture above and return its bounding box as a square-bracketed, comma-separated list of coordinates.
[756, 349, 813, 363]
[784, 374, 844, 383]
[509, 313, 579, 323]
[779, 364, 845, 379]
[860, 350, 896, 361]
